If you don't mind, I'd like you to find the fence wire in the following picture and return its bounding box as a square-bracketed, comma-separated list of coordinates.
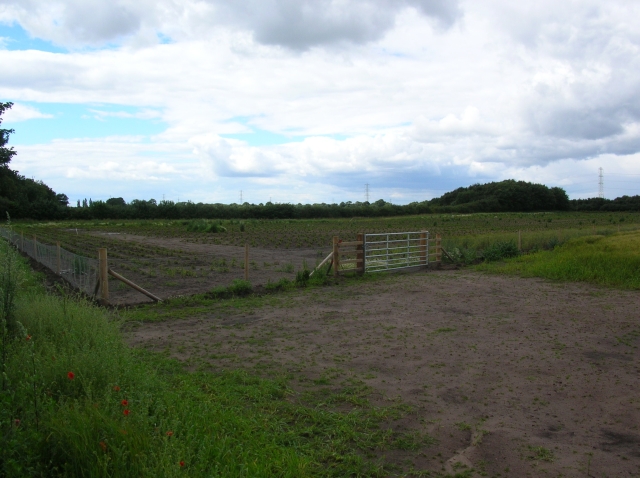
[0, 227, 100, 297]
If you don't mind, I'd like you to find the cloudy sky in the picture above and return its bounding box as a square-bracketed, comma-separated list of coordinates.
[1, 0, 639, 205]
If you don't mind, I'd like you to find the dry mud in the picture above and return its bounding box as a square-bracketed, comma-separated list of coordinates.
[126, 270, 640, 477]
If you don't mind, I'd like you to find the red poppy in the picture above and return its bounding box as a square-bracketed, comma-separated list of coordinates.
[179, 461, 185, 467]
[26, 335, 31, 341]
[166, 431, 174, 437]
[113, 385, 121, 392]
[121, 399, 128, 406]
[123, 409, 130, 416]
[67, 372, 75, 380]
[14, 419, 20, 427]
[99, 441, 107, 452]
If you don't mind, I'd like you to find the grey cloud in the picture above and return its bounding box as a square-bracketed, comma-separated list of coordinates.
[1, 0, 461, 49]
[210, 0, 461, 49]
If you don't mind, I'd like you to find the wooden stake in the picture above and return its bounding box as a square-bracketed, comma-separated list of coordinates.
[244, 244, 249, 281]
[419, 230, 427, 265]
[56, 242, 61, 274]
[98, 248, 109, 305]
[435, 234, 442, 264]
[20, 232, 23, 251]
[108, 269, 161, 302]
[33, 235, 37, 261]
[332, 236, 340, 276]
[518, 230, 522, 251]
[355, 233, 364, 274]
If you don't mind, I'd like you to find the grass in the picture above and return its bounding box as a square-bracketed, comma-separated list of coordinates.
[477, 230, 640, 289]
[0, 239, 433, 476]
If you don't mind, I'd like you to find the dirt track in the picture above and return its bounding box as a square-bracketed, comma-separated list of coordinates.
[126, 270, 640, 476]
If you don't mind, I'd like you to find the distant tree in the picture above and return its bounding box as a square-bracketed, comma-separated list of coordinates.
[106, 197, 126, 206]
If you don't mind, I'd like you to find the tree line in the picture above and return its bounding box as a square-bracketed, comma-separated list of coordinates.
[1, 103, 638, 220]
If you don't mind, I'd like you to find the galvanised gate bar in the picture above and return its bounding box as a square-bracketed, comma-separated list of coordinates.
[364, 231, 439, 273]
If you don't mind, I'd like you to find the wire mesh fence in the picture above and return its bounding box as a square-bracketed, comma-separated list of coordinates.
[0, 227, 100, 297]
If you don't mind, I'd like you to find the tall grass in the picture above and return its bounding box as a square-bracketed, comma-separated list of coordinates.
[0, 239, 424, 476]
[442, 225, 640, 264]
[477, 231, 640, 289]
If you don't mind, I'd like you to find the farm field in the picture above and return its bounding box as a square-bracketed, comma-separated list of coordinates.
[125, 269, 640, 477]
[12, 211, 640, 305]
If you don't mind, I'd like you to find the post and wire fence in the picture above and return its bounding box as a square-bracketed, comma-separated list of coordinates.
[0, 227, 162, 304]
[0, 227, 101, 297]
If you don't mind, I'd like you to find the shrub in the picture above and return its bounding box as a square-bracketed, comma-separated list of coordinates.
[482, 240, 519, 262]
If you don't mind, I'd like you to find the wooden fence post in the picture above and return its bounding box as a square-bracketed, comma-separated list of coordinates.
[518, 230, 522, 251]
[435, 234, 442, 264]
[56, 242, 61, 274]
[98, 248, 109, 305]
[420, 230, 427, 266]
[33, 235, 37, 260]
[332, 236, 340, 276]
[244, 244, 249, 281]
[20, 232, 23, 251]
[356, 233, 364, 274]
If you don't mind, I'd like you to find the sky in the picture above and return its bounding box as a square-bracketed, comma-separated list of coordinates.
[1, 0, 639, 206]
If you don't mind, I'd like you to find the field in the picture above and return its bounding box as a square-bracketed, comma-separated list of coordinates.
[124, 269, 640, 476]
[13, 211, 640, 304]
[5, 212, 640, 476]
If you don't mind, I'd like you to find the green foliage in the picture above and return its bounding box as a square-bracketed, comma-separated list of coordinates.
[429, 180, 570, 213]
[207, 279, 252, 299]
[477, 231, 640, 289]
[295, 269, 310, 286]
[481, 240, 520, 262]
[185, 220, 226, 233]
[0, 244, 428, 476]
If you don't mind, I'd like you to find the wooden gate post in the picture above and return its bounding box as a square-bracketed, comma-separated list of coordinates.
[420, 230, 427, 266]
[356, 233, 364, 274]
[435, 234, 442, 264]
[98, 248, 109, 305]
[56, 242, 61, 274]
[244, 244, 249, 281]
[332, 236, 340, 276]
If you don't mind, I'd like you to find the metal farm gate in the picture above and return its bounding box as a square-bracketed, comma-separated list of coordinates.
[364, 231, 432, 272]
[312, 231, 442, 277]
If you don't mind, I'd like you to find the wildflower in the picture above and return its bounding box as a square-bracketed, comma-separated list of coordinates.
[113, 385, 121, 392]
[26, 335, 31, 341]
[120, 429, 127, 435]
[166, 431, 174, 437]
[123, 409, 130, 416]
[121, 399, 128, 406]
[179, 461, 185, 467]
[14, 419, 20, 427]
[67, 371, 75, 380]
[99, 441, 107, 452]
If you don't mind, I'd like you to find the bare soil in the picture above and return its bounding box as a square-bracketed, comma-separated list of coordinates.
[125, 270, 640, 477]
[92, 232, 325, 304]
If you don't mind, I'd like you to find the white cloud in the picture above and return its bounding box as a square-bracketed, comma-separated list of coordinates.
[1, 0, 640, 203]
[2, 103, 53, 122]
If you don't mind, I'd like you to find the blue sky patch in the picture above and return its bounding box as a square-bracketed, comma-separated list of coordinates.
[0, 23, 67, 53]
[4, 103, 167, 145]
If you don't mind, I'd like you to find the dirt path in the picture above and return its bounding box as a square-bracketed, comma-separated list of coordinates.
[126, 270, 640, 476]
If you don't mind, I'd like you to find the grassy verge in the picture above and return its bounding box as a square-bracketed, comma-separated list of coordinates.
[0, 239, 429, 477]
[476, 230, 640, 289]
